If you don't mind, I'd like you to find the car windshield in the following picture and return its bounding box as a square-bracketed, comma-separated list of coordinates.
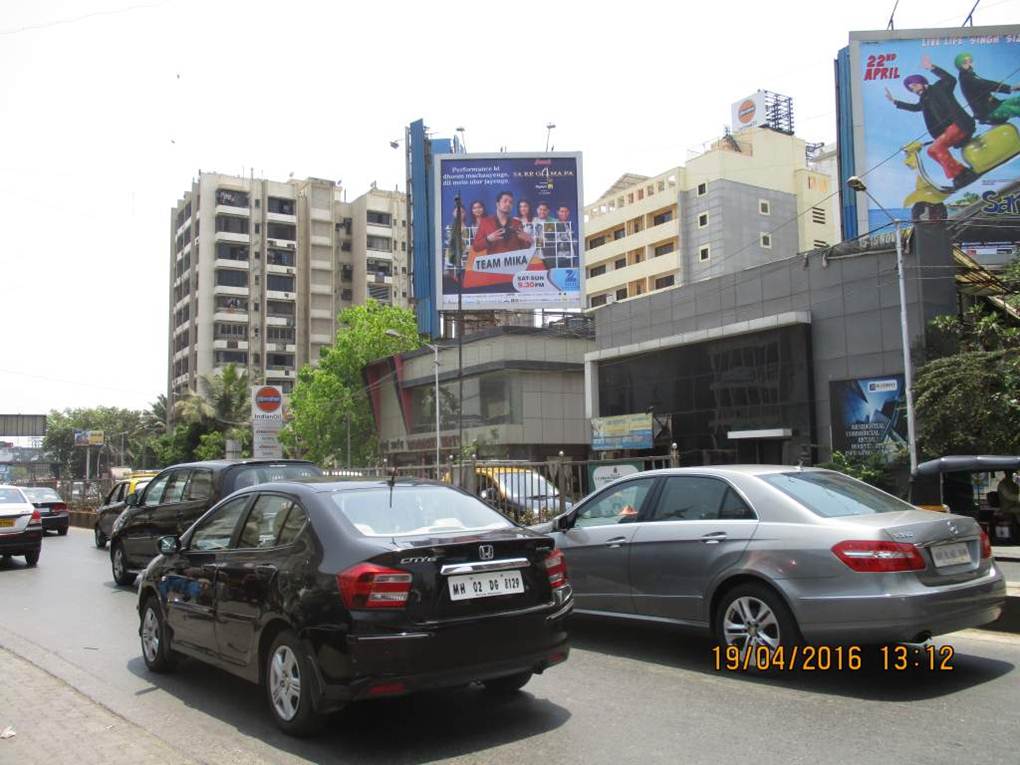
[230, 463, 323, 490]
[331, 486, 514, 537]
[762, 471, 916, 517]
[22, 488, 62, 502]
[0, 488, 26, 504]
[493, 471, 559, 500]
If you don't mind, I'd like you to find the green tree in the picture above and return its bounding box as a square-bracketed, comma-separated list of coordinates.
[819, 450, 905, 493]
[282, 301, 420, 465]
[43, 407, 148, 479]
[173, 364, 251, 459]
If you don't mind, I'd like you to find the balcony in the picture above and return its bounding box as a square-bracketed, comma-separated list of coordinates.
[173, 294, 189, 312]
[266, 315, 295, 327]
[266, 211, 297, 224]
[584, 218, 679, 266]
[213, 339, 250, 350]
[173, 268, 191, 288]
[214, 230, 250, 245]
[215, 257, 249, 271]
[266, 290, 294, 301]
[366, 249, 393, 262]
[267, 263, 295, 275]
[367, 222, 393, 238]
[175, 217, 190, 238]
[215, 203, 249, 217]
[173, 319, 191, 335]
[213, 284, 249, 297]
[266, 237, 296, 250]
[266, 368, 294, 379]
[213, 311, 249, 323]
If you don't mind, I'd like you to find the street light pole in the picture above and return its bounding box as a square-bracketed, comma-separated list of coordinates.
[847, 176, 918, 474]
[428, 343, 440, 473]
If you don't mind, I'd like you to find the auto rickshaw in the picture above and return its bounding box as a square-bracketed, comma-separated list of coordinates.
[911, 455, 1020, 543]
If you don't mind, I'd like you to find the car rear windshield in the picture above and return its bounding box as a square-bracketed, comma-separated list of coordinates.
[330, 486, 514, 537]
[0, 488, 26, 504]
[229, 463, 323, 491]
[762, 471, 915, 517]
[22, 488, 62, 502]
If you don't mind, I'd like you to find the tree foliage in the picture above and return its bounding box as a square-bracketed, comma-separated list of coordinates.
[171, 364, 251, 460]
[282, 302, 420, 465]
[43, 407, 150, 478]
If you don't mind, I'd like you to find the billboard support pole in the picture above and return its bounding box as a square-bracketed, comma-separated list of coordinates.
[454, 195, 464, 462]
[894, 219, 919, 476]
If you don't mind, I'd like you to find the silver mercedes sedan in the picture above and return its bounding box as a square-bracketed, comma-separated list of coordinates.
[536, 467, 1006, 650]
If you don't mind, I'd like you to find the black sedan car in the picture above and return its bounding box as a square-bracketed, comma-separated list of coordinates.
[21, 487, 70, 535]
[136, 479, 572, 736]
[110, 459, 321, 586]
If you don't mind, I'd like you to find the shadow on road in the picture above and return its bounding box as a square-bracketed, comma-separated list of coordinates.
[127, 655, 570, 763]
[567, 614, 1014, 702]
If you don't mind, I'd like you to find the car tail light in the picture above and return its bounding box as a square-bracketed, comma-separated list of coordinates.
[544, 549, 568, 589]
[980, 530, 992, 560]
[831, 540, 925, 572]
[337, 563, 412, 609]
[29, 509, 41, 524]
[52, 502, 67, 513]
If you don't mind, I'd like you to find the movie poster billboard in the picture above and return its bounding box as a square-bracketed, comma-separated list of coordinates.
[829, 375, 907, 459]
[433, 153, 583, 310]
[851, 26, 1020, 233]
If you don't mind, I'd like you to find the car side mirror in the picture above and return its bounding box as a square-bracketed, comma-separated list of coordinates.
[125, 492, 140, 507]
[552, 513, 573, 532]
[158, 535, 181, 555]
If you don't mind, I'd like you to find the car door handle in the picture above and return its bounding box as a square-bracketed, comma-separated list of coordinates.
[701, 532, 728, 544]
[255, 564, 278, 580]
[604, 536, 628, 548]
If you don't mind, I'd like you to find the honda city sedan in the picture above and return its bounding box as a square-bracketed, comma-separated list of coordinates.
[537, 466, 1005, 653]
[136, 479, 572, 736]
[0, 485, 43, 566]
[22, 486, 69, 535]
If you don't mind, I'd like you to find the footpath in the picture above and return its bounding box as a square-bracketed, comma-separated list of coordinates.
[0, 646, 198, 765]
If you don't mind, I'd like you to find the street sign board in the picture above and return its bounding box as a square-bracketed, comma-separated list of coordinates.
[251, 385, 284, 459]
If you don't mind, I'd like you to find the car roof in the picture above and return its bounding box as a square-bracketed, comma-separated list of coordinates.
[234, 477, 451, 495]
[155, 459, 319, 471]
[620, 465, 821, 479]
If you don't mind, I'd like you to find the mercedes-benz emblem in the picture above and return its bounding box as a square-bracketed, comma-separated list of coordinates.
[479, 544, 495, 561]
[947, 521, 959, 536]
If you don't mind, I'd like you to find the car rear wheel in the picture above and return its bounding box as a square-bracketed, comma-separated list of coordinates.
[714, 583, 801, 661]
[58, 527, 68, 536]
[140, 597, 177, 673]
[25, 550, 40, 567]
[265, 630, 322, 737]
[94, 526, 107, 548]
[111, 542, 135, 586]
[482, 671, 533, 694]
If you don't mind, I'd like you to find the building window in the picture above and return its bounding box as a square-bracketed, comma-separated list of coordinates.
[215, 216, 249, 234]
[366, 235, 391, 251]
[616, 287, 628, 301]
[811, 207, 826, 224]
[699, 245, 711, 262]
[367, 210, 392, 226]
[614, 258, 626, 270]
[216, 189, 249, 207]
[267, 353, 294, 368]
[697, 213, 709, 228]
[613, 228, 625, 240]
[632, 251, 644, 264]
[653, 210, 673, 226]
[214, 350, 248, 365]
[654, 274, 675, 290]
[267, 249, 295, 267]
[654, 242, 675, 257]
[588, 264, 606, 278]
[216, 296, 247, 312]
[341, 288, 353, 301]
[267, 274, 295, 292]
[697, 182, 707, 196]
[590, 294, 608, 308]
[215, 243, 248, 261]
[267, 222, 296, 241]
[760, 233, 772, 249]
[759, 200, 771, 215]
[214, 322, 248, 339]
[215, 269, 248, 288]
[657, 180, 665, 192]
[266, 300, 295, 317]
[267, 197, 295, 215]
[588, 235, 606, 249]
[401, 241, 406, 251]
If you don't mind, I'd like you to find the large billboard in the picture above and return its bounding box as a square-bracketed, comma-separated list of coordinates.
[433, 153, 583, 310]
[842, 25, 1020, 235]
[829, 374, 907, 459]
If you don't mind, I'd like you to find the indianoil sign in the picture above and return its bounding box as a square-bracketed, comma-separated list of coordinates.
[251, 385, 284, 459]
[730, 92, 767, 131]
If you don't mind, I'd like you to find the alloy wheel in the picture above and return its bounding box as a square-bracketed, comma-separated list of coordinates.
[141, 607, 160, 663]
[269, 645, 302, 721]
[113, 547, 125, 579]
[722, 595, 781, 653]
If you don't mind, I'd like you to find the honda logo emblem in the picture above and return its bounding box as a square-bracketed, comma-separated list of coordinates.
[479, 544, 494, 561]
[947, 521, 959, 536]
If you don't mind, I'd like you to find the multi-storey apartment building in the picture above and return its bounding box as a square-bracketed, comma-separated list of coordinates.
[168, 172, 408, 411]
[583, 127, 836, 308]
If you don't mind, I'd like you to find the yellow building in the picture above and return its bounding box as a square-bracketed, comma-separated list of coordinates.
[583, 127, 836, 308]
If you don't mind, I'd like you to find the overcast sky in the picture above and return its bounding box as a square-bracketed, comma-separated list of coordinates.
[1, 0, 1017, 418]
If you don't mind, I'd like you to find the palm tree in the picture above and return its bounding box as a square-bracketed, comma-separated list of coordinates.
[174, 364, 250, 430]
[141, 394, 169, 436]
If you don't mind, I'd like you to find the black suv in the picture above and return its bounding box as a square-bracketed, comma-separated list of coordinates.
[110, 460, 321, 586]
[137, 479, 571, 735]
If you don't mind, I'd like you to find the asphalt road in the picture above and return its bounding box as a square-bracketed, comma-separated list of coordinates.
[1, 527, 1018, 765]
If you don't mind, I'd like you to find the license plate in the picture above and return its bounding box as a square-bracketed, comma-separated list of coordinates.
[448, 570, 525, 601]
[0, 518, 14, 528]
[931, 542, 971, 568]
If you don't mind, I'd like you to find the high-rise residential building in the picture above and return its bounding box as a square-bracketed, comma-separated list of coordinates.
[583, 127, 836, 308]
[168, 172, 408, 411]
